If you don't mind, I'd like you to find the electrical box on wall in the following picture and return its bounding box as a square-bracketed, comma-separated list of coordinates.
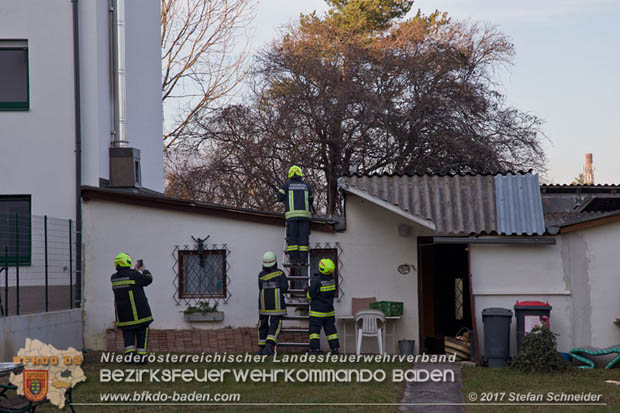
[109, 147, 141, 188]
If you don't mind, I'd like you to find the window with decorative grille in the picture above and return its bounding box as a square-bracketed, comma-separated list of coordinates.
[178, 249, 227, 299]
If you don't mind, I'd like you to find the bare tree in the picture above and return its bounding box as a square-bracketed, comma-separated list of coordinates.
[161, 0, 256, 150]
[168, 4, 547, 215]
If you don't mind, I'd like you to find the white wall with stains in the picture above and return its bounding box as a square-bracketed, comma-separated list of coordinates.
[81, 194, 427, 353]
[471, 223, 620, 357]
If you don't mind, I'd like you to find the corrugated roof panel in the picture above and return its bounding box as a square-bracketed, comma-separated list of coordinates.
[343, 172, 546, 236]
[494, 174, 545, 235]
[344, 174, 500, 235]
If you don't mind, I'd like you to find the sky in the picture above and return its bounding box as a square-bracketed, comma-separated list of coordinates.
[250, 0, 620, 184]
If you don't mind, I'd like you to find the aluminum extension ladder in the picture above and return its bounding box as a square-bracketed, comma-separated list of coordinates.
[276, 226, 311, 350]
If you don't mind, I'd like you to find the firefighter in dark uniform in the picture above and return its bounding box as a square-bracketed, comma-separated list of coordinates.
[306, 258, 339, 354]
[111, 253, 153, 360]
[277, 165, 313, 265]
[257, 251, 288, 355]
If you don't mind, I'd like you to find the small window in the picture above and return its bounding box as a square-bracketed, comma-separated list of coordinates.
[0, 195, 32, 266]
[0, 40, 29, 111]
[178, 250, 226, 298]
[310, 248, 339, 297]
[455, 277, 464, 321]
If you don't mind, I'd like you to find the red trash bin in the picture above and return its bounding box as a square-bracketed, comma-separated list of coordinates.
[514, 300, 552, 353]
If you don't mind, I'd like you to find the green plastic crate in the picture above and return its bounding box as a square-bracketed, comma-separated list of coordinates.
[369, 301, 403, 316]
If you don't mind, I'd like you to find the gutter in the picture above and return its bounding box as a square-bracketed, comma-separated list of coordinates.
[71, 0, 82, 308]
[433, 236, 556, 245]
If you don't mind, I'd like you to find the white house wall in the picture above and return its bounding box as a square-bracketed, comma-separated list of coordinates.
[82, 194, 424, 353]
[79, 0, 163, 192]
[0, 0, 76, 219]
[571, 221, 620, 348]
[470, 242, 572, 355]
[334, 196, 423, 354]
[78, 0, 110, 191]
[1, 0, 164, 220]
[124, 0, 164, 191]
[82, 199, 336, 350]
[471, 225, 620, 357]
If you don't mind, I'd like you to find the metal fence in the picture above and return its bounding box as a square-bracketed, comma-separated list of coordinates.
[0, 214, 77, 316]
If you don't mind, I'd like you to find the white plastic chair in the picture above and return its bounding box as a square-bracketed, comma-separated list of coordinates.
[354, 309, 386, 355]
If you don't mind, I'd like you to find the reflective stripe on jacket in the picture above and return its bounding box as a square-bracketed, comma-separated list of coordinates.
[258, 267, 288, 315]
[111, 268, 153, 328]
[308, 272, 336, 316]
[277, 176, 313, 220]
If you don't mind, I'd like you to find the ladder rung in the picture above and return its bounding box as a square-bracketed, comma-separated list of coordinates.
[283, 263, 309, 268]
[287, 276, 309, 279]
[281, 328, 309, 333]
[285, 301, 309, 307]
[283, 315, 309, 320]
[277, 342, 310, 347]
[288, 289, 307, 294]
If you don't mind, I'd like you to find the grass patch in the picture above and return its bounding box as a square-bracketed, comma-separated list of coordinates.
[32, 354, 408, 412]
[462, 366, 620, 412]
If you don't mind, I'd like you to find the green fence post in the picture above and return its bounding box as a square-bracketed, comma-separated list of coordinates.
[69, 219, 73, 310]
[15, 213, 19, 316]
[45, 215, 49, 312]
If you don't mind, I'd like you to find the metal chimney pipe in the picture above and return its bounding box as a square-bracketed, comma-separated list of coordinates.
[110, 0, 128, 147]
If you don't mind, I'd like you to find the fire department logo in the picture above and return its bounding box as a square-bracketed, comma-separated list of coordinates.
[23, 370, 49, 402]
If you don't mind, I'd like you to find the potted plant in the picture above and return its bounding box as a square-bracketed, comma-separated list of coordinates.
[183, 301, 224, 322]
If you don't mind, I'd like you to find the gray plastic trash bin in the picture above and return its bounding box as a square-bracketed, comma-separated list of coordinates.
[399, 339, 415, 356]
[482, 308, 513, 368]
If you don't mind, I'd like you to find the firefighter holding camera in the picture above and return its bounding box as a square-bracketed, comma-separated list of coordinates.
[111, 253, 153, 361]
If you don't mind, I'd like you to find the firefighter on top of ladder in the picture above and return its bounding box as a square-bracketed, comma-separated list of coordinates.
[111, 253, 153, 363]
[306, 258, 339, 354]
[278, 165, 313, 265]
[257, 251, 288, 355]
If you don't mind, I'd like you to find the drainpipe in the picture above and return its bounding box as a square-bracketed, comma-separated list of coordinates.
[71, 0, 82, 308]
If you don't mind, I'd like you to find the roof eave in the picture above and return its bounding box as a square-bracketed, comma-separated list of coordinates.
[559, 210, 620, 233]
[81, 186, 336, 233]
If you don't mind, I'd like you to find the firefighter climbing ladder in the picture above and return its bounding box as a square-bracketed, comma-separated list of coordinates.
[277, 227, 311, 350]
